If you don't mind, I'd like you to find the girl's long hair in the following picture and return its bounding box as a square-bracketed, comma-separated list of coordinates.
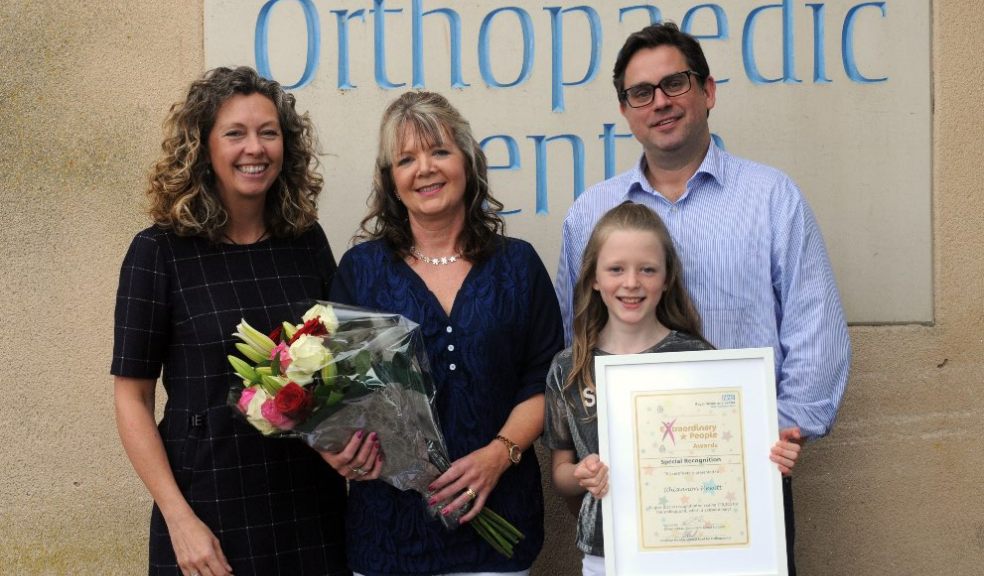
[567, 202, 708, 411]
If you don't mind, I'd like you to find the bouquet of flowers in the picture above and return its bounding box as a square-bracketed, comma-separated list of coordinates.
[226, 301, 523, 558]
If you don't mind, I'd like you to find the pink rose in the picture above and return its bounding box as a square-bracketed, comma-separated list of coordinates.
[270, 342, 292, 372]
[237, 387, 257, 414]
[261, 398, 295, 430]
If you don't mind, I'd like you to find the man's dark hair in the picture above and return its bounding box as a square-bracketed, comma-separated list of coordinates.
[612, 22, 711, 98]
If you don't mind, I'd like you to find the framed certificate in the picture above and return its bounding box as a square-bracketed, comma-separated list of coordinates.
[596, 348, 787, 576]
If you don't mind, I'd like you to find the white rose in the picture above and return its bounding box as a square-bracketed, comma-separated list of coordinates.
[286, 334, 332, 384]
[302, 303, 339, 335]
[245, 388, 277, 436]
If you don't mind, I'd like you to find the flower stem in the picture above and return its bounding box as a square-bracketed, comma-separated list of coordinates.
[467, 507, 525, 558]
[479, 507, 524, 542]
[471, 513, 512, 558]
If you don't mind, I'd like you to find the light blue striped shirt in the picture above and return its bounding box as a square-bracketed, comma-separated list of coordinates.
[556, 143, 850, 438]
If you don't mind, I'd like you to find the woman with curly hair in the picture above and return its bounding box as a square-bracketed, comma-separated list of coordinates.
[319, 91, 563, 576]
[112, 66, 348, 576]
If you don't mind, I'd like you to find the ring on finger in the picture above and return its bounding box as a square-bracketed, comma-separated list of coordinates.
[465, 487, 478, 501]
[350, 466, 366, 476]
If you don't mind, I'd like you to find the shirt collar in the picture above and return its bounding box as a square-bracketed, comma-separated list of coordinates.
[623, 141, 725, 202]
[694, 139, 726, 187]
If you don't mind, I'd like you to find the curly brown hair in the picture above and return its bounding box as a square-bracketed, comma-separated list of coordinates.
[567, 202, 708, 411]
[146, 66, 322, 240]
[355, 91, 504, 261]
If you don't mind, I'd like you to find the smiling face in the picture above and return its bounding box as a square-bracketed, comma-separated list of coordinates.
[207, 92, 284, 207]
[619, 45, 716, 166]
[593, 229, 668, 333]
[390, 126, 468, 223]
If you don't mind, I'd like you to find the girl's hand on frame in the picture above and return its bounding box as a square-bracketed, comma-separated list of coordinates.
[167, 512, 233, 576]
[318, 430, 383, 481]
[770, 427, 803, 476]
[574, 453, 609, 499]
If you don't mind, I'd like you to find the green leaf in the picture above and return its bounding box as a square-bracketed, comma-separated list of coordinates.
[353, 349, 372, 376]
[325, 390, 344, 406]
[320, 359, 338, 382]
[260, 374, 286, 395]
[314, 376, 351, 401]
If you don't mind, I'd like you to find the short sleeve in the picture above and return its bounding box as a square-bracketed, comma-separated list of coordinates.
[556, 213, 581, 346]
[111, 230, 170, 378]
[308, 223, 337, 298]
[515, 243, 565, 404]
[328, 248, 358, 306]
[542, 356, 575, 451]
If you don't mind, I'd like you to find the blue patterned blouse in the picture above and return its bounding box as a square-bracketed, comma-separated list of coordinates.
[330, 237, 564, 576]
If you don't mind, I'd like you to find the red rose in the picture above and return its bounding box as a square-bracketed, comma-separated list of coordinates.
[274, 382, 315, 419]
[288, 317, 328, 344]
[268, 325, 283, 342]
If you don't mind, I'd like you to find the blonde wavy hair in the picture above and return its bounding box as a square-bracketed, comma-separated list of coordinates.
[356, 91, 505, 261]
[567, 202, 708, 411]
[147, 66, 322, 240]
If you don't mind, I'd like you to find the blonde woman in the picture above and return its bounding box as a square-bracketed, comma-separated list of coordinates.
[320, 91, 564, 576]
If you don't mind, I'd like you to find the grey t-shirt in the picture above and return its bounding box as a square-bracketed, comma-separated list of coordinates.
[542, 331, 713, 556]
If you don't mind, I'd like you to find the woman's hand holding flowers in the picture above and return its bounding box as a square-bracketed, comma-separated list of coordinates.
[228, 302, 526, 557]
[319, 430, 383, 481]
[427, 441, 511, 523]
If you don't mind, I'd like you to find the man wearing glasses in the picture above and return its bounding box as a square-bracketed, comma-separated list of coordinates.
[555, 22, 851, 575]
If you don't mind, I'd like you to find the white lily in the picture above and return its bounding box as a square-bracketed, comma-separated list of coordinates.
[233, 320, 276, 356]
[235, 342, 267, 364]
[282, 321, 298, 341]
[228, 355, 259, 383]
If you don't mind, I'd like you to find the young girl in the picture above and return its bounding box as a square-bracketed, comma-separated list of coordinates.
[543, 202, 801, 576]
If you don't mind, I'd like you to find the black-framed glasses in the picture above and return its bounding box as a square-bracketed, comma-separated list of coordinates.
[619, 70, 700, 108]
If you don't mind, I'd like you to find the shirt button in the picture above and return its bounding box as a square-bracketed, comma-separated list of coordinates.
[449, 363, 457, 371]
[447, 344, 455, 352]
[446, 326, 453, 333]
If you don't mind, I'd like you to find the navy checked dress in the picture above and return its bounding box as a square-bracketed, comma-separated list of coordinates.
[330, 237, 564, 576]
[112, 224, 349, 576]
